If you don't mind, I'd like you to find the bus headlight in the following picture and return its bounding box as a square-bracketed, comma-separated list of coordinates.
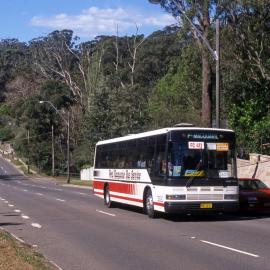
[166, 194, 186, 200]
[224, 194, 238, 200]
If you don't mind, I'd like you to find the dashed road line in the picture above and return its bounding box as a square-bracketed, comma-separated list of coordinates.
[21, 215, 30, 219]
[200, 240, 260, 258]
[96, 210, 116, 217]
[14, 209, 21, 213]
[8, 204, 14, 207]
[77, 192, 87, 196]
[35, 193, 44, 196]
[56, 198, 66, 202]
[31, 223, 42, 229]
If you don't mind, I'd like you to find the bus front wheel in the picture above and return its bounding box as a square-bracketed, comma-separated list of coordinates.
[145, 189, 156, 218]
[104, 185, 113, 208]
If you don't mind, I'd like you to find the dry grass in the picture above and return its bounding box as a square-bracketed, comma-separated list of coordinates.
[0, 230, 57, 270]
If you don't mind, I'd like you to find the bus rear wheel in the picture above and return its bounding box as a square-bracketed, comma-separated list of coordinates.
[104, 185, 113, 208]
[145, 189, 156, 218]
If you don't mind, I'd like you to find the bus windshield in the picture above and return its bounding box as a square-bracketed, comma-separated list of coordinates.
[168, 132, 236, 179]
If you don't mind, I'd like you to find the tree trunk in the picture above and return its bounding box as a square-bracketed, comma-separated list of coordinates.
[201, 0, 212, 127]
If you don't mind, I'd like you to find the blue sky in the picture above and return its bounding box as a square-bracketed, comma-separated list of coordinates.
[0, 0, 177, 42]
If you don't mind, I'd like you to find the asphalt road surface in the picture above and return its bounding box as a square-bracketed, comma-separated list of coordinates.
[0, 156, 270, 270]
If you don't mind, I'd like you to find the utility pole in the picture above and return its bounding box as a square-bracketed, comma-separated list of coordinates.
[216, 19, 220, 128]
[67, 111, 70, 183]
[52, 125, 55, 177]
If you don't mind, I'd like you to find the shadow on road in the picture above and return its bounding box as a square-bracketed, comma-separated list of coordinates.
[3, 214, 21, 217]
[164, 212, 270, 222]
[109, 203, 270, 222]
[0, 222, 24, 227]
[0, 174, 25, 181]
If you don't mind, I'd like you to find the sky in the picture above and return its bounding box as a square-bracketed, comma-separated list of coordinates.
[0, 0, 177, 42]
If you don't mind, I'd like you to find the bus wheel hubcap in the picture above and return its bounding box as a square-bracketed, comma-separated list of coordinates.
[147, 195, 153, 211]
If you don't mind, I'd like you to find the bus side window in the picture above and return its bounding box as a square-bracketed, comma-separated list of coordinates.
[147, 136, 155, 174]
[127, 139, 137, 168]
[154, 135, 166, 176]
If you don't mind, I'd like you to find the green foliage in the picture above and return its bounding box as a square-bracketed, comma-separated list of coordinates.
[0, 104, 11, 115]
[0, 127, 13, 141]
[149, 45, 201, 128]
[12, 80, 71, 173]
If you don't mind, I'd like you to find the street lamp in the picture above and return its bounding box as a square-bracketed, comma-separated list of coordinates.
[39, 100, 70, 183]
[148, 0, 220, 128]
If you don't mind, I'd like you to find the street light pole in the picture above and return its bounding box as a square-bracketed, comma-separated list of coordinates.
[39, 101, 70, 183]
[52, 125, 55, 177]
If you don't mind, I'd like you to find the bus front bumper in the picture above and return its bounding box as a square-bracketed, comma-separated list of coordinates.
[164, 201, 239, 214]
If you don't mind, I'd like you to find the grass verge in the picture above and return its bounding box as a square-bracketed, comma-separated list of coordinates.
[0, 230, 57, 270]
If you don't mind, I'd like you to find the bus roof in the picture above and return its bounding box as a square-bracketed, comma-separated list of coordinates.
[96, 127, 234, 145]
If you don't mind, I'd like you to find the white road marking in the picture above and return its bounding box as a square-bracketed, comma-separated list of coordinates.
[23, 189, 28, 192]
[14, 209, 21, 213]
[55, 188, 62, 191]
[4, 200, 8, 203]
[56, 198, 66, 202]
[21, 215, 30, 219]
[8, 204, 14, 207]
[96, 210, 116, 217]
[200, 240, 260, 258]
[0, 198, 5, 201]
[31, 223, 42, 229]
[36, 193, 43, 196]
[10, 233, 25, 244]
[77, 192, 87, 195]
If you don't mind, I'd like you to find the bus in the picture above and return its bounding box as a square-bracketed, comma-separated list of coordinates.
[93, 124, 239, 218]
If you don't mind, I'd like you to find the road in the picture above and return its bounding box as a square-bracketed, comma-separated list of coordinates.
[0, 156, 270, 270]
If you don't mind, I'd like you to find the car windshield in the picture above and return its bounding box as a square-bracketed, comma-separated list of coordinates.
[239, 179, 268, 190]
[168, 140, 236, 179]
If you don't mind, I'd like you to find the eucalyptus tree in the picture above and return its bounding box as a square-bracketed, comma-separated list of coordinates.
[148, 0, 221, 127]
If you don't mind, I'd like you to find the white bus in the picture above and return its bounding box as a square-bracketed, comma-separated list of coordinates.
[93, 124, 239, 218]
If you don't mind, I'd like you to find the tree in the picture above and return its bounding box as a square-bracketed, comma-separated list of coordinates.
[12, 81, 72, 174]
[221, 0, 270, 154]
[149, 0, 219, 127]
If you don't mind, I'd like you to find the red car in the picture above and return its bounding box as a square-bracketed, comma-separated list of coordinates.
[239, 178, 270, 212]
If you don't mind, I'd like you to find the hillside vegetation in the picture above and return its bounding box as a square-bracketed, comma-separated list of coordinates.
[0, 1, 270, 175]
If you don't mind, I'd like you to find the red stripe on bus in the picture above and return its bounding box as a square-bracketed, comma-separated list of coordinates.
[110, 194, 143, 203]
[93, 181, 104, 190]
[154, 202, 164, 207]
[93, 180, 135, 195]
[94, 187, 163, 208]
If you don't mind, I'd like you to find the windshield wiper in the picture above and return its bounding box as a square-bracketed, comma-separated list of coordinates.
[186, 159, 202, 188]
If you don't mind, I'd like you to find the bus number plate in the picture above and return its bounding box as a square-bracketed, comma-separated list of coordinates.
[200, 203, 212, 209]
